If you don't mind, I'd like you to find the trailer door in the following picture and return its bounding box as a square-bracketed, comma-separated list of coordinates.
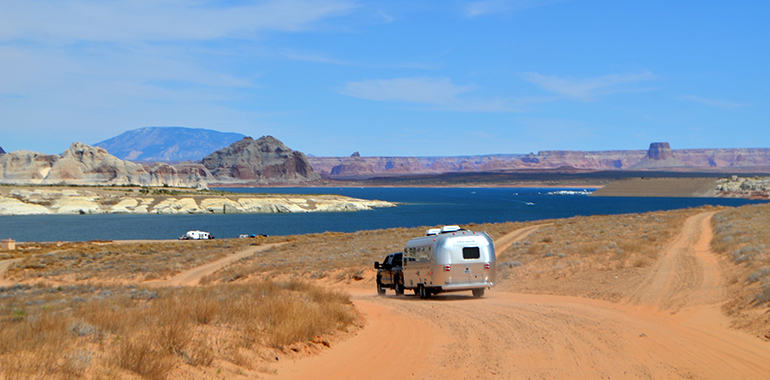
[462, 246, 484, 283]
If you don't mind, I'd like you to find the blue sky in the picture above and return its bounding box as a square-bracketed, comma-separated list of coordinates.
[1, 0, 767, 156]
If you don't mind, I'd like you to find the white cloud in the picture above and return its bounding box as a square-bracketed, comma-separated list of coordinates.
[523, 71, 656, 101]
[679, 95, 751, 109]
[340, 77, 473, 105]
[378, 9, 396, 23]
[339, 77, 549, 112]
[465, 0, 568, 17]
[0, 0, 358, 43]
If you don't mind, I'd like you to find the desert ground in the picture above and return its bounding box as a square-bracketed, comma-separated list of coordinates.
[1, 203, 770, 379]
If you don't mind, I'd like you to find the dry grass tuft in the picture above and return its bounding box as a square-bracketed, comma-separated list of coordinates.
[0, 280, 357, 379]
[711, 202, 770, 335]
[3, 238, 288, 284]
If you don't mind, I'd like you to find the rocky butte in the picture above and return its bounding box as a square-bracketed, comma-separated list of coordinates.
[203, 136, 321, 184]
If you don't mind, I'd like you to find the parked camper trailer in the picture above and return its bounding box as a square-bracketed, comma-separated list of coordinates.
[400, 225, 495, 299]
[179, 230, 214, 240]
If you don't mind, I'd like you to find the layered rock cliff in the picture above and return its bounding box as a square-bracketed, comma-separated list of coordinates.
[308, 143, 770, 179]
[203, 136, 321, 184]
[0, 143, 207, 188]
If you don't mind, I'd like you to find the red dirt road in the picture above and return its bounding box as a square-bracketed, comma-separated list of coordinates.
[145, 243, 285, 287]
[269, 213, 770, 379]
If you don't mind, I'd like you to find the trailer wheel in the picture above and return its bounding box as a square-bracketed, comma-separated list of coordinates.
[419, 285, 431, 299]
[394, 275, 404, 296]
[376, 280, 386, 296]
[472, 288, 485, 298]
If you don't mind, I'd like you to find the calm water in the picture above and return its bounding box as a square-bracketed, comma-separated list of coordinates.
[0, 187, 765, 242]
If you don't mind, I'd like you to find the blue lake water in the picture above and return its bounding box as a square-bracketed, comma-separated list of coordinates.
[0, 187, 765, 242]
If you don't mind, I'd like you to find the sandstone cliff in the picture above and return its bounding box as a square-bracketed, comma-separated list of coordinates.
[203, 136, 321, 184]
[0, 143, 207, 188]
[308, 143, 770, 179]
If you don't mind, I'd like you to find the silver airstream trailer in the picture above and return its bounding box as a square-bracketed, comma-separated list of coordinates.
[402, 225, 495, 299]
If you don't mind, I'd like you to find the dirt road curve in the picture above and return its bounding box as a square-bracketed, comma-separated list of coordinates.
[270, 213, 770, 379]
[493, 223, 551, 254]
[0, 258, 21, 287]
[146, 243, 284, 287]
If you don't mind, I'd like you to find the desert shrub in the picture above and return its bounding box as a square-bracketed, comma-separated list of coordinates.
[747, 267, 770, 284]
[112, 332, 174, 380]
[756, 282, 770, 306]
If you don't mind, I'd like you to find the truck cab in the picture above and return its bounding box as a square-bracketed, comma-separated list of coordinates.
[374, 252, 404, 296]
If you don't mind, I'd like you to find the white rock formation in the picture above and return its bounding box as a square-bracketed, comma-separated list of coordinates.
[0, 188, 396, 215]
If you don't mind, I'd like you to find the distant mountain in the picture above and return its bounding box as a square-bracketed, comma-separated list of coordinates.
[94, 127, 245, 162]
[0, 146, 5, 154]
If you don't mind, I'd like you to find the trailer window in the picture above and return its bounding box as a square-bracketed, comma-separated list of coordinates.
[462, 247, 480, 260]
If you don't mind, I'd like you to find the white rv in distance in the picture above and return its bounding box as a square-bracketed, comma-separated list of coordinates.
[402, 225, 495, 299]
[179, 230, 214, 240]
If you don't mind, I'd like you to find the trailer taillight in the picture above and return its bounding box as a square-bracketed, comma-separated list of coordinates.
[444, 265, 451, 272]
[484, 263, 491, 269]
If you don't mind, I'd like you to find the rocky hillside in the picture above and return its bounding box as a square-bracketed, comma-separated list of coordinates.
[0, 143, 207, 188]
[203, 136, 321, 184]
[309, 143, 770, 179]
[94, 127, 245, 162]
[716, 176, 770, 199]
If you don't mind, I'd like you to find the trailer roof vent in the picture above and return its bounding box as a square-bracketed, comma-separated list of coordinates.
[426, 228, 441, 236]
[440, 225, 462, 234]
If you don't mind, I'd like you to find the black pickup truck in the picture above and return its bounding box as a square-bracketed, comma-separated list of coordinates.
[374, 252, 405, 296]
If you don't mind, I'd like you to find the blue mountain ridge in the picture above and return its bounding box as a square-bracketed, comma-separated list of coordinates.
[94, 127, 246, 162]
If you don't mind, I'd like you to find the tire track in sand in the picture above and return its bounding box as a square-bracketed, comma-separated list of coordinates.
[267, 212, 770, 379]
[494, 223, 552, 254]
[145, 243, 284, 287]
[625, 211, 723, 312]
[0, 258, 22, 287]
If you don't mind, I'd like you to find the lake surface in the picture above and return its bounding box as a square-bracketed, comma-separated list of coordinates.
[0, 187, 765, 242]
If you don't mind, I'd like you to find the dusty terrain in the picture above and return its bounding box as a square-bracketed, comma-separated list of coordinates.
[1, 205, 770, 379]
[268, 212, 770, 379]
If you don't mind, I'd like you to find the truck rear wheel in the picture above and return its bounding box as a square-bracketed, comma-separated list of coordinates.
[376, 280, 386, 296]
[472, 288, 485, 298]
[394, 275, 404, 296]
